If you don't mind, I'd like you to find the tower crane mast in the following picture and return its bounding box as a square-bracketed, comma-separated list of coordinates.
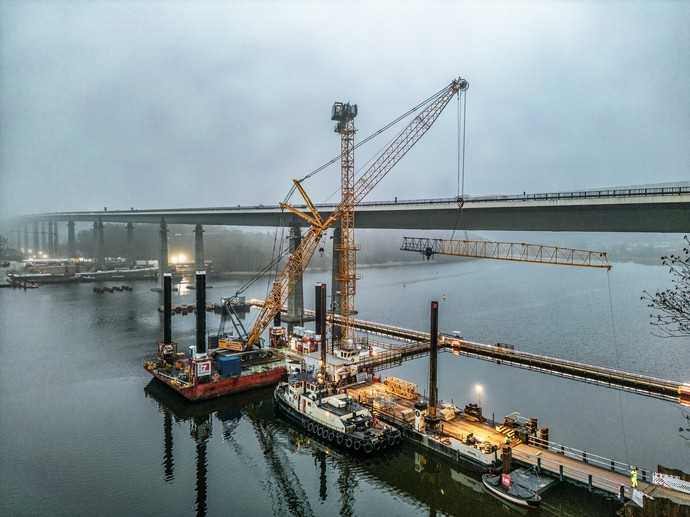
[245, 76, 469, 349]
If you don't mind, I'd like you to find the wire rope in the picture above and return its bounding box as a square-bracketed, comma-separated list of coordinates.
[606, 271, 631, 465]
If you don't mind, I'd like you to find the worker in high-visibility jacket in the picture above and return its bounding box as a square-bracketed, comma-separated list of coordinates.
[631, 466, 638, 488]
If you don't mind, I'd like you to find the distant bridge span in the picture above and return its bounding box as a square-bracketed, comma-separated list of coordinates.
[24, 185, 690, 233]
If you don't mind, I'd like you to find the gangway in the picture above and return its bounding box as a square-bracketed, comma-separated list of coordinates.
[249, 299, 690, 405]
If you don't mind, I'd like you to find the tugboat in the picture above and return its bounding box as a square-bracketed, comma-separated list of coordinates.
[274, 281, 401, 453]
[274, 378, 401, 453]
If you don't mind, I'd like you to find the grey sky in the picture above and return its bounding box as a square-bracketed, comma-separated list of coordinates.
[1, 1, 688, 218]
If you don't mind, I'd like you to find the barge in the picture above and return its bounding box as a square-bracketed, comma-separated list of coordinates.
[145, 272, 286, 401]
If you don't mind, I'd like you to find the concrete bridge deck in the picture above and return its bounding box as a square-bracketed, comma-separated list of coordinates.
[20, 184, 690, 232]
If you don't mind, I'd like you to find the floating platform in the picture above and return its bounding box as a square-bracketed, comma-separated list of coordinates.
[145, 349, 287, 401]
[348, 381, 503, 472]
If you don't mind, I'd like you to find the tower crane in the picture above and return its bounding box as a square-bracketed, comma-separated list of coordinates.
[242, 76, 469, 349]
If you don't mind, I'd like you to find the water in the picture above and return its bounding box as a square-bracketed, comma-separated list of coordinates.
[1, 260, 687, 516]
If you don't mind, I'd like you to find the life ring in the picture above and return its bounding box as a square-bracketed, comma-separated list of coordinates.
[345, 438, 353, 448]
[327, 431, 335, 441]
[353, 440, 361, 451]
[336, 435, 344, 445]
[363, 442, 373, 454]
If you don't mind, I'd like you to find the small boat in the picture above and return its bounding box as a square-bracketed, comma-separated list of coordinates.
[482, 473, 541, 509]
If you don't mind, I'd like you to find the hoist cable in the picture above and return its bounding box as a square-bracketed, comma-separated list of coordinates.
[607, 271, 631, 464]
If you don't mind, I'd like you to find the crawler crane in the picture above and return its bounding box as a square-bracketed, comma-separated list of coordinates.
[240, 76, 469, 350]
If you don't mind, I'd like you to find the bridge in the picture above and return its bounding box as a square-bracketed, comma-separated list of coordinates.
[18, 183, 690, 232]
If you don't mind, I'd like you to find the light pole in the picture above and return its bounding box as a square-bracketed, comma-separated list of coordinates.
[475, 384, 483, 408]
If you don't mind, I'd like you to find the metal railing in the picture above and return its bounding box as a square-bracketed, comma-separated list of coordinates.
[526, 435, 651, 480]
[29, 185, 690, 218]
[512, 447, 632, 500]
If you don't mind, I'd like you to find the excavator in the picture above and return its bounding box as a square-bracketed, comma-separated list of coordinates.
[224, 76, 469, 351]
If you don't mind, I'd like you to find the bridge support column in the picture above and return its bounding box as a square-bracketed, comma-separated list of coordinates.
[126, 222, 135, 267]
[52, 221, 59, 256]
[47, 221, 53, 257]
[23, 224, 29, 253]
[159, 218, 169, 293]
[95, 218, 105, 270]
[67, 221, 76, 258]
[330, 222, 342, 343]
[285, 224, 304, 332]
[40, 221, 47, 254]
[194, 224, 204, 272]
[33, 222, 39, 255]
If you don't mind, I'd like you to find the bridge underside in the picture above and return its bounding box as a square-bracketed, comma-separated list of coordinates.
[27, 200, 690, 233]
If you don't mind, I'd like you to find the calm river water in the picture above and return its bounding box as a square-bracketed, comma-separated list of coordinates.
[1, 259, 688, 516]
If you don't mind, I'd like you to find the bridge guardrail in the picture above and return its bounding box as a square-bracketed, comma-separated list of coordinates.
[31, 185, 690, 217]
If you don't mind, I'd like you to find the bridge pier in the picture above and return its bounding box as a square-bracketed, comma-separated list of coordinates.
[285, 224, 304, 332]
[32, 222, 39, 255]
[159, 218, 169, 293]
[40, 221, 47, 254]
[194, 224, 204, 272]
[67, 221, 76, 258]
[331, 222, 342, 343]
[23, 224, 29, 253]
[126, 222, 135, 267]
[52, 221, 59, 257]
[95, 218, 105, 269]
[47, 222, 53, 257]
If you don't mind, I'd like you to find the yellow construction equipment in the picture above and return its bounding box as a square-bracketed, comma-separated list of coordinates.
[245, 76, 469, 348]
[383, 376, 418, 400]
[332, 101, 358, 347]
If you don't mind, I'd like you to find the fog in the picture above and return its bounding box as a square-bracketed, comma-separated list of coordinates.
[1, 1, 688, 220]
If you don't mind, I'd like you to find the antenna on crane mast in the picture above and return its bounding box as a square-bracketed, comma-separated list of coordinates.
[331, 101, 358, 349]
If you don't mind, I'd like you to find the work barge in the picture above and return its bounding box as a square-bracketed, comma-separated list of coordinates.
[237, 296, 690, 513]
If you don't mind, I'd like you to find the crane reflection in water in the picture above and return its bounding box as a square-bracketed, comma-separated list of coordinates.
[143, 381, 619, 517]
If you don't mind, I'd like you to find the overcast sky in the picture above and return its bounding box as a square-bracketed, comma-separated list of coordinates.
[1, 1, 688, 218]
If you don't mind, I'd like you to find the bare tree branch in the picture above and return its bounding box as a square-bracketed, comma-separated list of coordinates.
[641, 235, 690, 338]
